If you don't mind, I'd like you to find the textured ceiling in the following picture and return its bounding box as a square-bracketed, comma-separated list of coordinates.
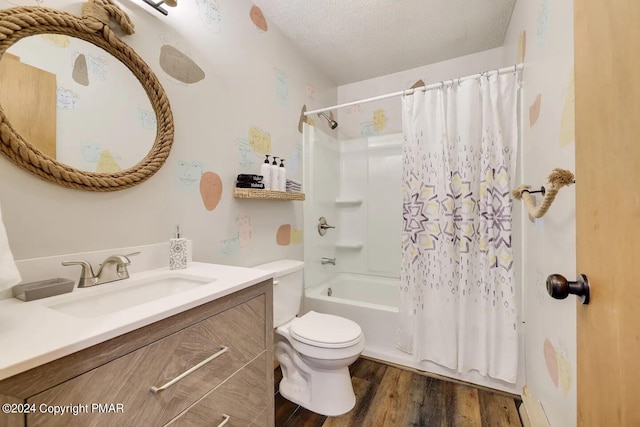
[251, 0, 517, 85]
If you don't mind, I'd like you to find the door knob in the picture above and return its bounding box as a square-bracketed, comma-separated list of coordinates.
[546, 274, 590, 304]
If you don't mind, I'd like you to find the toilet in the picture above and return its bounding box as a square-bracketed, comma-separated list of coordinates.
[253, 260, 365, 417]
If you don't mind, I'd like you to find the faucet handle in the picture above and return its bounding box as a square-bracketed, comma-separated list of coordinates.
[125, 251, 141, 259]
[61, 260, 97, 288]
[61, 260, 95, 278]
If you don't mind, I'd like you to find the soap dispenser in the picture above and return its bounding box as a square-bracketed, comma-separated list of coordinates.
[270, 156, 280, 191]
[278, 158, 287, 191]
[260, 154, 271, 190]
[169, 225, 187, 270]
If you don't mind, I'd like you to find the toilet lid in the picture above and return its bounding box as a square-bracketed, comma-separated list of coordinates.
[289, 311, 362, 349]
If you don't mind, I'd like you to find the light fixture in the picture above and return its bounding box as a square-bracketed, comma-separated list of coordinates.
[142, 0, 177, 16]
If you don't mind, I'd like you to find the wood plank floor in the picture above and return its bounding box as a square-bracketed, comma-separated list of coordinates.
[275, 358, 522, 427]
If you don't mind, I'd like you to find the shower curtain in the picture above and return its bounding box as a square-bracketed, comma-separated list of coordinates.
[396, 71, 520, 383]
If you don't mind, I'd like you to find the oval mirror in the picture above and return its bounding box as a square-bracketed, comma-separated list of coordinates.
[0, 3, 174, 191]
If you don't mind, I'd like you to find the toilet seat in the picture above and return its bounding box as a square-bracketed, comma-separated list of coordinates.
[289, 311, 362, 349]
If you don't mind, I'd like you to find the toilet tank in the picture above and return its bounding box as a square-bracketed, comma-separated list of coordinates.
[253, 260, 304, 328]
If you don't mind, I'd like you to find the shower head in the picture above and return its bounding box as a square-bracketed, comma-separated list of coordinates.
[318, 112, 338, 130]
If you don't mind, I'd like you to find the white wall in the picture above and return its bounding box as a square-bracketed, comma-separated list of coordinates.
[0, 0, 337, 294]
[503, 1, 577, 426]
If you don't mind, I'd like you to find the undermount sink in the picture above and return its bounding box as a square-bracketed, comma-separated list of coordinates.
[47, 272, 216, 318]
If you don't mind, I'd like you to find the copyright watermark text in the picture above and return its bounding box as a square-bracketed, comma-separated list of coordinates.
[2, 402, 124, 416]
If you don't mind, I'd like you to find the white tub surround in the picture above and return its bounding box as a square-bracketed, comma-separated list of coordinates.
[0, 261, 273, 381]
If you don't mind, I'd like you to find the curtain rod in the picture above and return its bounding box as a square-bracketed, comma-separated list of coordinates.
[304, 63, 524, 116]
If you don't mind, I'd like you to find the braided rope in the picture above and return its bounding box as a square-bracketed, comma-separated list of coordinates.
[92, 0, 134, 34]
[511, 168, 575, 219]
[0, 2, 173, 191]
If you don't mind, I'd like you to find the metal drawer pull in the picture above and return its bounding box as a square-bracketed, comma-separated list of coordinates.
[218, 414, 231, 427]
[150, 346, 229, 394]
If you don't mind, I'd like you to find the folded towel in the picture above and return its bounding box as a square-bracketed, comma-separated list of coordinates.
[286, 178, 302, 186]
[236, 174, 263, 183]
[236, 182, 265, 189]
[286, 183, 302, 192]
[0, 201, 21, 292]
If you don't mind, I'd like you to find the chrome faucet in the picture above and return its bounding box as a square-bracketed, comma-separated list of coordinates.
[62, 251, 140, 288]
[321, 257, 336, 265]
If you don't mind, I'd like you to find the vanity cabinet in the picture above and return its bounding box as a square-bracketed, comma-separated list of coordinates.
[0, 281, 274, 427]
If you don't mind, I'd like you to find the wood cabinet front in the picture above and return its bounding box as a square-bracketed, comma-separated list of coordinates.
[26, 296, 265, 427]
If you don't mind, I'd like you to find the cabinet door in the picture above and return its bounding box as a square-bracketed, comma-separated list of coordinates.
[166, 351, 271, 427]
[27, 296, 265, 427]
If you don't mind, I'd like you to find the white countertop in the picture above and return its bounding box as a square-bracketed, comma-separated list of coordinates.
[0, 262, 273, 381]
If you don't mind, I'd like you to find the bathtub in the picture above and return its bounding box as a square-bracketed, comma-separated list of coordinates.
[304, 273, 399, 359]
[304, 272, 523, 394]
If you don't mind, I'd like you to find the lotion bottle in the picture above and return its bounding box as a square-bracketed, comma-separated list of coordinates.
[278, 158, 287, 191]
[260, 154, 271, 190]
[270, 156, 280, 191]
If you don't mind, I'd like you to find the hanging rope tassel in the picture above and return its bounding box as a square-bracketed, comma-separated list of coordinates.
[511, 168, 575, 219]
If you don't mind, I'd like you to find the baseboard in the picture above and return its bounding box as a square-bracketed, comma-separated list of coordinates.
[520, 386, 550, 427]
[519, 402, 532, 427]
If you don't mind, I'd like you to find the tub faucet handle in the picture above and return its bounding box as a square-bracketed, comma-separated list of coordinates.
[321, 257, 336, 265]
[318, 217, 335, 236]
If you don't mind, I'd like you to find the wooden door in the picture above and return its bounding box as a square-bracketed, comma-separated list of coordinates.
[0, 53, 57, 159]
[574, 1, 640, 425]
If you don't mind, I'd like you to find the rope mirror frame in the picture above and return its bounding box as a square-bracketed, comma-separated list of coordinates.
[0, 0, 174, 191]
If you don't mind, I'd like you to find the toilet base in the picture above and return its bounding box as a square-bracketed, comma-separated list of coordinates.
[278, 364, 356, 417]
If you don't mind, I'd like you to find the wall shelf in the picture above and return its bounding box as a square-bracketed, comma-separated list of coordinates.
[335, 241, 364, 250]
[335, 198, 363, 207]
[233, 188, 305, 201]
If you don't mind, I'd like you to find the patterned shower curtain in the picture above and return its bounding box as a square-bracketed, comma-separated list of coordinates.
[396, 72, 520, 383]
